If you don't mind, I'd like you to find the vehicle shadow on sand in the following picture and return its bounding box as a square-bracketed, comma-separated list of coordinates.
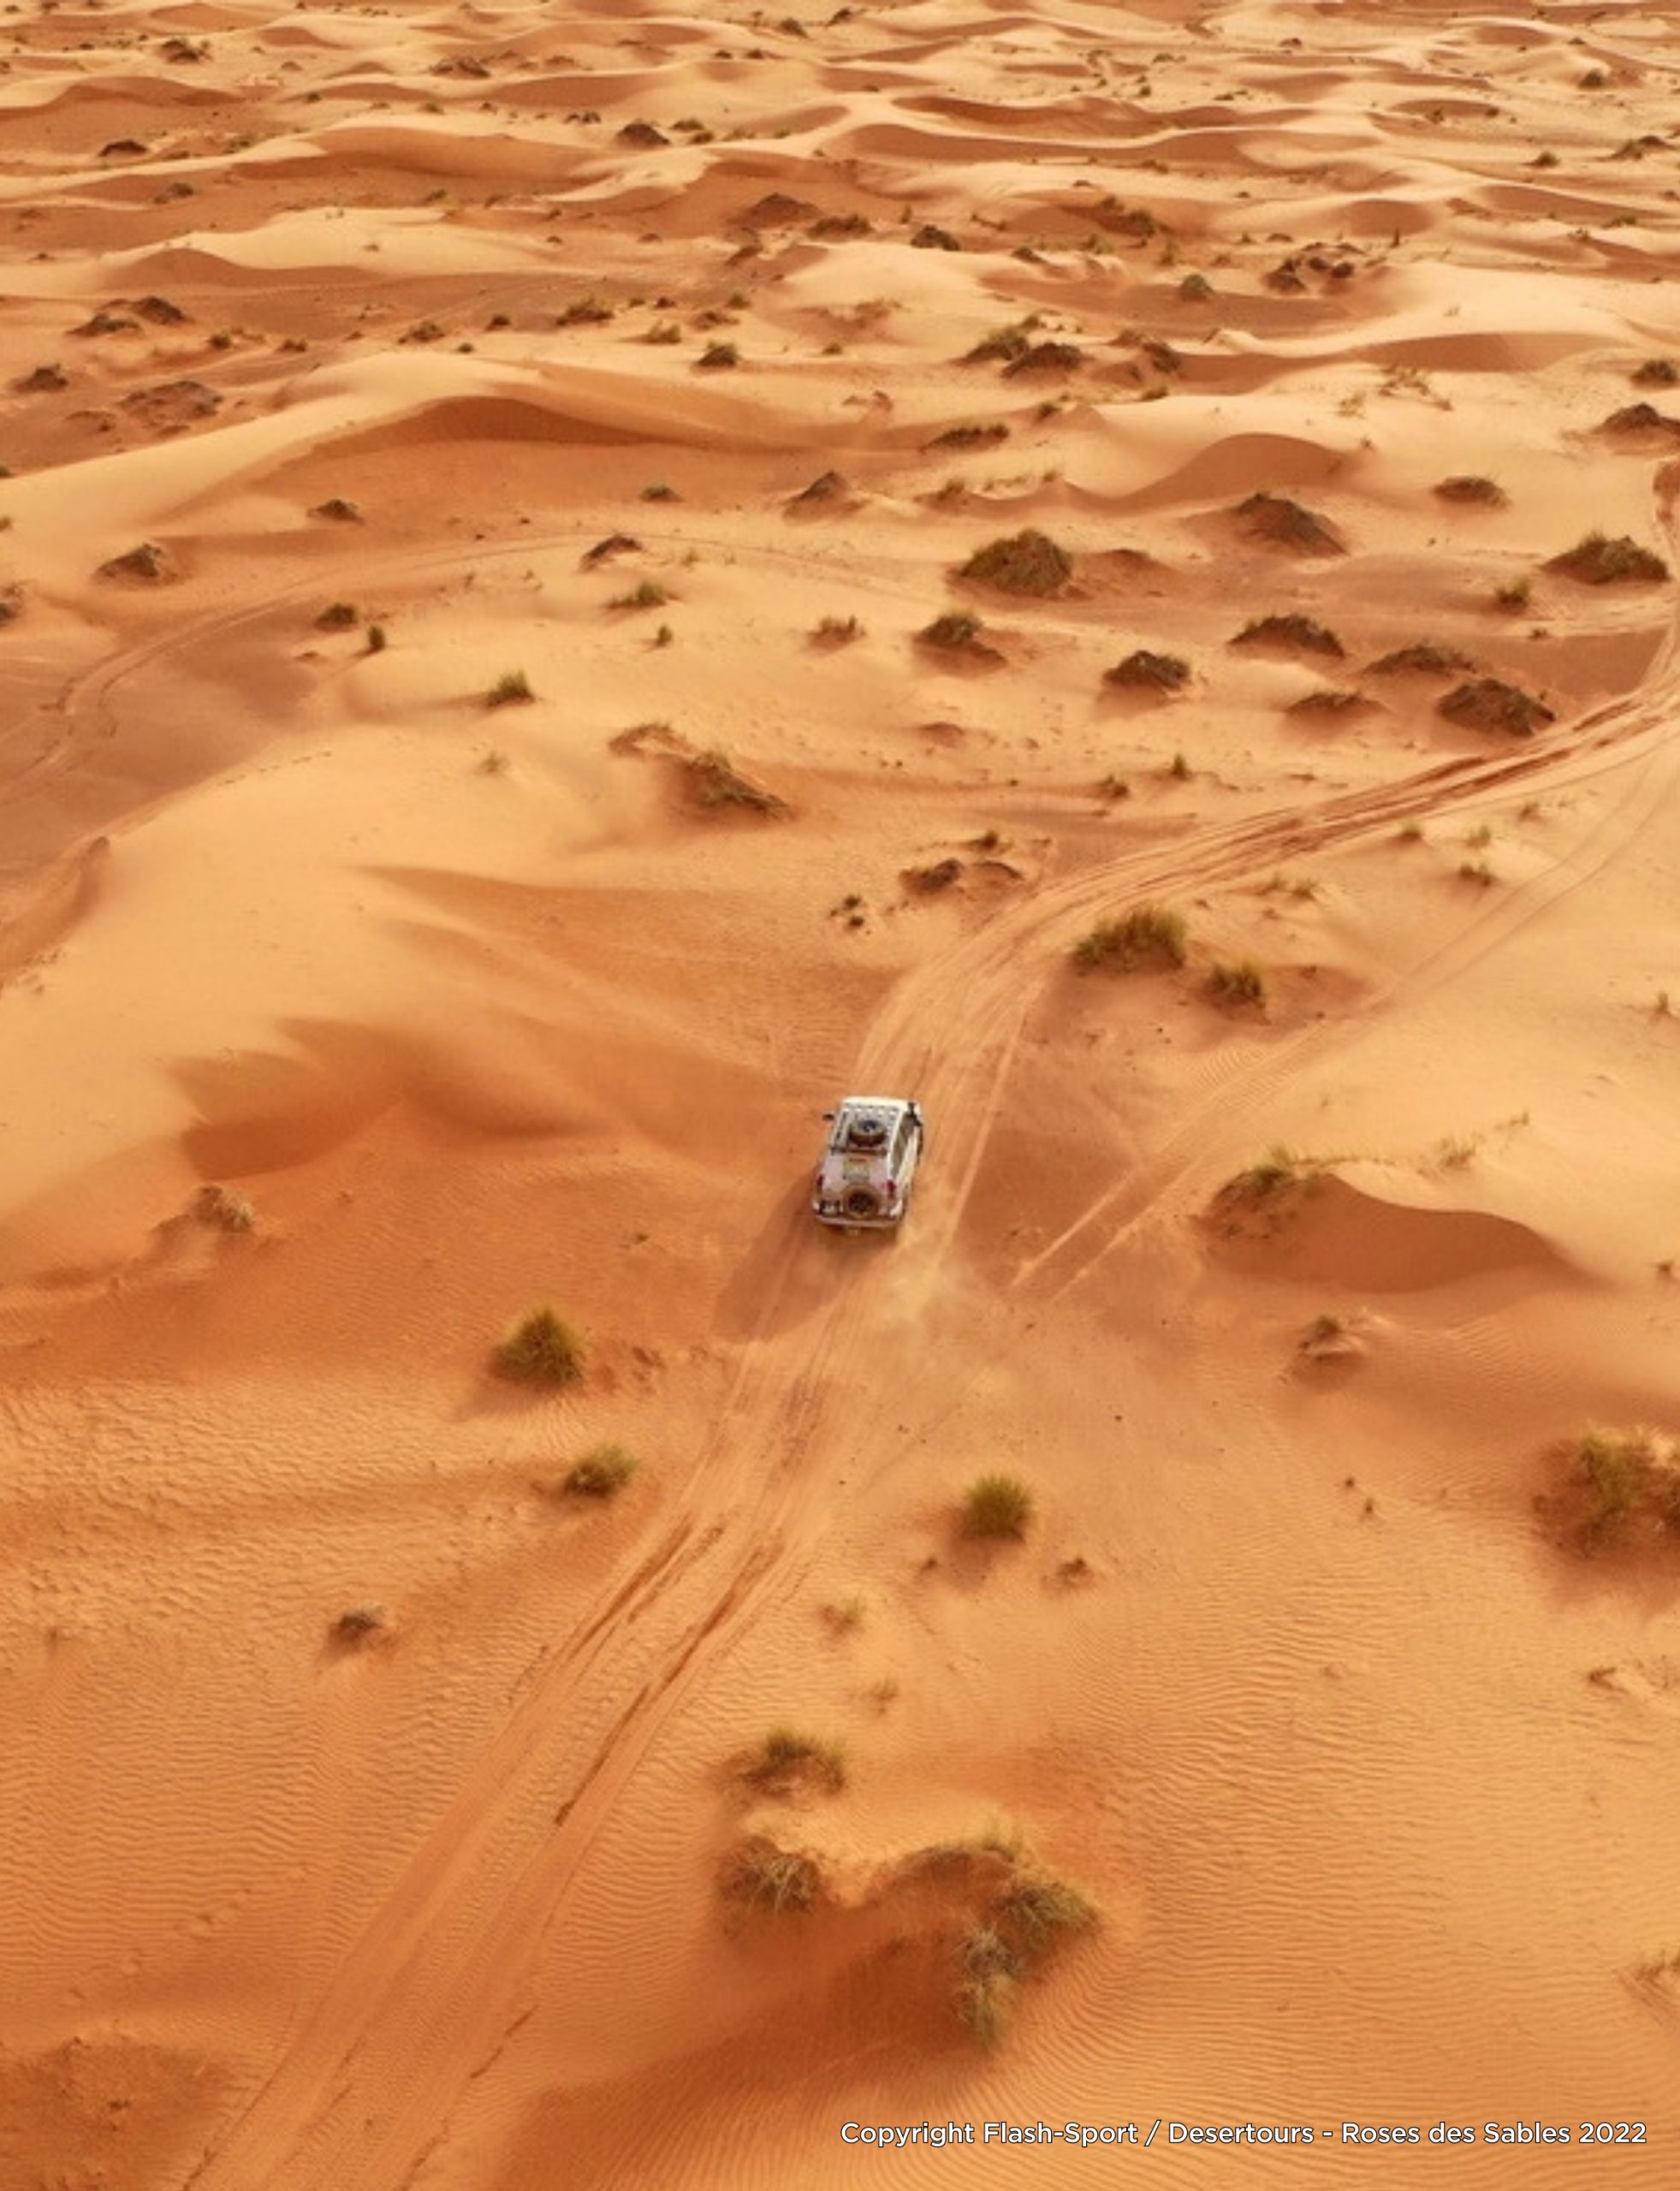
[711, 1176, 898, 1343]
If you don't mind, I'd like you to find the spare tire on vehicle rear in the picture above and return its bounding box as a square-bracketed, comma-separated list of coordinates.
[843, 1185, 883, 1220]
[848, 1113, 888, 1147]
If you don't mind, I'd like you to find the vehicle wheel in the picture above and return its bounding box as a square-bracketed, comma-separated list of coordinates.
[842, 1186, 881, 1221]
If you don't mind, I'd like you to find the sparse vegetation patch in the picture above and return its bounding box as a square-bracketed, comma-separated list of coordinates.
[1547, 531, 1669, 585]
[1439, 678, 1554, 736]
[1561, 1425, 1680, 1552]
[495, 1306, 585, 1386]
[1434, 474, 1506, 506]
[959, 1472, 1036, 1540]
[1072, 903, 1188, 972]
[562, 1443, 639, 1498]
[1206, 959, 1267, 1009]
[1232, 613, 1344, 656]
[959, 529, 1072, 596]
[1104, 650, 1190, 692]
[1234, 493, 1344, 554]
[742, 1727, 848, 1794]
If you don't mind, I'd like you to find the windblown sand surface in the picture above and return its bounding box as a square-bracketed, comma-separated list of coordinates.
[5, 0, 1680, 2182]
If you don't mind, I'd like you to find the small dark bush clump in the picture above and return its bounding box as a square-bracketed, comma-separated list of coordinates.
[959, 529, 1072, 596]
[496, 1306, 585, 1386]
[1073, 903, 1188, 971]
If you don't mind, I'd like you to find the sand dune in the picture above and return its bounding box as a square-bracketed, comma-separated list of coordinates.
[4, 0, 1680, 2182]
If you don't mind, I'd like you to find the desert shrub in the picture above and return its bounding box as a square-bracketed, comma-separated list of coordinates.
[315, 601, 359, 630]
[1299, 1311, 1347, 1356]
[959, 529, 1072, 596]
[1235, 492, 1343, 552]
[1633, 358, 1680, 386]
[495, 1306, 585, 1386]
[1438, 678, 1554, 735]
[365, 624, 388, 653]
[1434, 474, 1506, 505]
[640, 482, 680, 501]
[486, 668, 534, 706]
[1002, 341, 1083, 377]
[917, 610, 988, 650]
[697, 341, 739, 369]
[1574, 1426, 1680, 1548]
[686, 748, 786, 813]
[814, 614, 863, 642]
[1104, 650, 1190, 690]
[962, 1924, 1022, 1980]
[193, 1182, 254, 1232]
[924, 422, 1010, 450]
[610, 579, 671, 610]
[645, 320, 682, 344]
[958, 1970, 1018, 2046]
[994, 1875, 1097, 1949]
[563, 1443, 638, 1497]
[725, 1838, 821, 1912]
[963, 324, 1032, 365]
[1548, 530, 1669, 584]
[1206, 959, 1266, 1008]
[333, 1604, 387, 1643]
[1222, 1145, 1309, 1202]
[960, 1472, 1036, 1539]
[312, 496, 361, 521]
[1492, 576, 1532, 612]
[1072, 903, 1188, 971]
[1366, 642, 1475, 676]
[558, 295, 614, 325]
[1232, 613, 1344, 656]
[791, 469, 849, 505]
[742, 1726, 847, 1791]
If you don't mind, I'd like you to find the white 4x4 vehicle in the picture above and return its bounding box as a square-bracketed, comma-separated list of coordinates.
[811, 1096, 926, 1230]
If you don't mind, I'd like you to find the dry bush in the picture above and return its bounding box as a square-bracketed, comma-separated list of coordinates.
[959, 1473, 1036, 1539]
[486, 668, 534, 706]
[1234, 493, 1344, 553]
[495, 1306, 585, 1386]
[1072, 903, 1188, 971]
[741, 1727, 848, 1793]
[1104, 649, 1190, 691]
[562, 1443, 638, 1498]
[1438, 678, 1554, 735]
[1434, 474, 1506, 506]
[1232, 612, 1344, 656]
[959, 529, 1072, 596]
[1547, 531, 1669, 584]
[1206, 959, 1267, 1008]
[723, 1837, 822, 1913]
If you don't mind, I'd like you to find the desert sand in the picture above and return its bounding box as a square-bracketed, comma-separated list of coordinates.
[4, 0, 1680, 2182]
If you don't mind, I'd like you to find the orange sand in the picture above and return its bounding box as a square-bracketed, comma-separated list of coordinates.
[3, 0, 1680, 2182]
